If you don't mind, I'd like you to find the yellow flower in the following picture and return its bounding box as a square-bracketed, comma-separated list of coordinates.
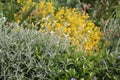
[17, 0, 21, 3]
[14, 1, 103, 53]
[39, 29, 45, 33]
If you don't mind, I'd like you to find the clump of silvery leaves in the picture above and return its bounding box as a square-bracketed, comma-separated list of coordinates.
[0, 15, 69, 80]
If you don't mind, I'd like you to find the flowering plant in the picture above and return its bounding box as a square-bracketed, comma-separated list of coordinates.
[14, 0, 102, 53]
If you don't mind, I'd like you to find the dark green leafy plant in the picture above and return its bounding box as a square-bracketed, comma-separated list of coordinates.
[47, 50, 120, 80]
[0, 0, 17, 22]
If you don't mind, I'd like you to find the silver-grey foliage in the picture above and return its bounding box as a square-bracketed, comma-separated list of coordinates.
[0, 17, 69, 80]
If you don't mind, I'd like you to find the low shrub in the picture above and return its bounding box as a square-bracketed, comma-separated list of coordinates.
[0, 16, 68, 80]
[47, 51, 120, 80]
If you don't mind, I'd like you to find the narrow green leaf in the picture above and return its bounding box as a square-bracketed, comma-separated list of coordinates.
[20, 4, 36, 25]
[67, 0, 72, 4]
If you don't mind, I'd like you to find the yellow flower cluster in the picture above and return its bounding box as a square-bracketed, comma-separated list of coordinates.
[17, 0, 32, 4]
[15, 1, 102, 53]
[14, 0, 54, 24]
[15, 0, 35, 23]
[40, 7, 102, 53]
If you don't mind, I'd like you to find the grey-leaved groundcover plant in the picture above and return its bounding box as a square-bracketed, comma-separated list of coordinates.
[0, 16, 69, 80]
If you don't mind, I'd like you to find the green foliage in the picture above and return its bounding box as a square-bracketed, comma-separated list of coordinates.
[115, 1, 120, 18]
[47, 51, 120, 80]
[103, 17, 120, 53]
[0, 0, 17, 22]
[86, 0, 119, 29]
[19, 5, 36, 25]
[0, 0, 120, 80]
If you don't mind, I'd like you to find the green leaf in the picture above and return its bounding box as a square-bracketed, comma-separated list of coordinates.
[20, 4, 36, 25]
[67, 0, 72, 5]
[7, 5, 15, 21]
